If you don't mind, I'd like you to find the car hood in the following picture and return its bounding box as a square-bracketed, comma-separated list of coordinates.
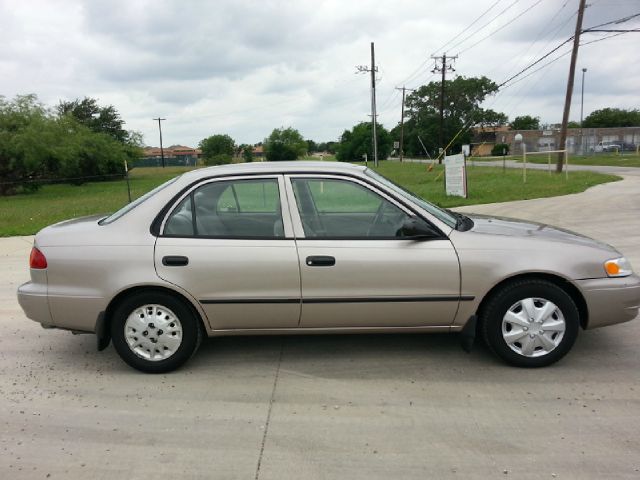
[466, 214, 618, 253]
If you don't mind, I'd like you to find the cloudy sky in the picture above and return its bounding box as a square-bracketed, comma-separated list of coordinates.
[1, 0, 638, 147]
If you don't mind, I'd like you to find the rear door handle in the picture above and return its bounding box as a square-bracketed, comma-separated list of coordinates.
[306, 255, 336, 267]
[162, 255, 189, 267]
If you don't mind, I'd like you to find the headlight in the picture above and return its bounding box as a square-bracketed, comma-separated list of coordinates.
[604, 257, 633, 277]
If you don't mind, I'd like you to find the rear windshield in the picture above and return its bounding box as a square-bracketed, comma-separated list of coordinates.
[99, 177, 178, 225]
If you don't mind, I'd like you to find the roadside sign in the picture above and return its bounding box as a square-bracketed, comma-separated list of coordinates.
[444, 153, 467, 198]
[393, 141, 400, 149]
[462, 144, 470, 157]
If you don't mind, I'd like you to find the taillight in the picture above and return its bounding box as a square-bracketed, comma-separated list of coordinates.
[29, 247, 47, 269]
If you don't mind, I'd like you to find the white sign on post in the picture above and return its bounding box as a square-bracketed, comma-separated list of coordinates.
[444, 153, 467, 198]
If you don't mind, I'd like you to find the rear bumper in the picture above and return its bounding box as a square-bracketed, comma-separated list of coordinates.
[17, 281, 53, 327]
[577, 275, 640, 329]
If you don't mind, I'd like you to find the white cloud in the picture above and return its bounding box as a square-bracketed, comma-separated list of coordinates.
[1, 0, 638, 146]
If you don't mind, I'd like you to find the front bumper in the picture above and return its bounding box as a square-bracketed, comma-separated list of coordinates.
[17, 281, 53, 327]
[577, 274, 640, 329]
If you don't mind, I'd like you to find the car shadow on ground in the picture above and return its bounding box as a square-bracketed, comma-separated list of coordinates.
[44, 324, 632, 383]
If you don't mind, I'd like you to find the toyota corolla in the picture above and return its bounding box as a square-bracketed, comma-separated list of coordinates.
[17, 162, 640, 372]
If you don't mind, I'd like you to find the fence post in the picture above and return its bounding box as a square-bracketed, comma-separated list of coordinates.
[522, 143, 527, 183]
[124, 160, 132, 203]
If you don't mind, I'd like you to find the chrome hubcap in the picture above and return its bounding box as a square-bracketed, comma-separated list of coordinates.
[501, 297, 566, 358]
[124, 304, 183, 361]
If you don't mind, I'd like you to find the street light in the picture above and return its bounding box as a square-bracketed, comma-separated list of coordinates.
[514, 133, 527, 183]
[580, 68, 587, 155]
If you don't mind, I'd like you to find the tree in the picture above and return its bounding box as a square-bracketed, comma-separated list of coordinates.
[1, 94, 129, 195]
[567, 121, 581, 128]
[306, 139, 318, 154]
[199, 134, 235, 163]
[264, 127, 307, 161]
[335, 122, 392, 162]
[241, 144, 254, 163]
[57, 97, 130, 143]
[510, 115, 540, 130]
[402, 76, 506, 157]
[582, 108, 640, 128]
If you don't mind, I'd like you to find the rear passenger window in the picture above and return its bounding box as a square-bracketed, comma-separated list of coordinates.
[163, 178, 284, 238]
[164, 196, 194, 236]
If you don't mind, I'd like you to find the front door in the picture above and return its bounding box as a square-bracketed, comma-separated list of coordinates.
[155, 175, 301, 330]
[285, 175, 461, 328]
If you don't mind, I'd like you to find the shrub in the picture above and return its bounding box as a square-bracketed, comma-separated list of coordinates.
[491, 143, 510, 156]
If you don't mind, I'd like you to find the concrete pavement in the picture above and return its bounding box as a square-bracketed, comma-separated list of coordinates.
[1, 174, 639, 479]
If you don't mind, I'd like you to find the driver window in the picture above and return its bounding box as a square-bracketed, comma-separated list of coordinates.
[291, 178, 411, 238]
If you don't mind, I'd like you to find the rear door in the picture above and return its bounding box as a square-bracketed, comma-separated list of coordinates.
[285, 175, 461, 329]
[155, 175, 301, 330]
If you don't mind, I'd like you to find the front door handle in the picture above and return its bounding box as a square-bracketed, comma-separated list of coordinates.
[162, 255, 189, 267]
[306, 255, 336, 267]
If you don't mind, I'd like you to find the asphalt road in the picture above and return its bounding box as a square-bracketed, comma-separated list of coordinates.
[1, 171, 639, 479]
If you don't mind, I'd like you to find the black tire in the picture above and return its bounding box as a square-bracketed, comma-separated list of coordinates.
[111, 291, 202, 373]
[480, 279, 579, 368]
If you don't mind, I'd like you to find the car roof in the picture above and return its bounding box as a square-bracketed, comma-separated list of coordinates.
[178, 161, 366, 183]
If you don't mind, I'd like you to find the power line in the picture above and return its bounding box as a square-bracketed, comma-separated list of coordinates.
[582, 11, 640, 31]
[583, 28, 640, 32]
[458, 0, 545, 55]
[446, 0, 521, 53]
[489, 0, 573, 85]
[580, 29, 639, 45]
[431, 0, 504, 55]
[497, 36, 573, 88]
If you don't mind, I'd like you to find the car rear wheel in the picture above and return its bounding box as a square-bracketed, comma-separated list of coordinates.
[111, 291, 202, 373]
[481, 279, 579, 368]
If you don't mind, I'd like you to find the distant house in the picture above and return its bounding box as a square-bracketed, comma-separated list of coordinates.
[140, 145, 202, 166]
[252, 145, 264, 159]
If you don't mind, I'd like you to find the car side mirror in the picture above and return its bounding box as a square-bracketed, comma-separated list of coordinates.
[400, 217, 439, 239]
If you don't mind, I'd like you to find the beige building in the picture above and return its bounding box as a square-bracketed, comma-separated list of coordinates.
[472, 126, 640, 155]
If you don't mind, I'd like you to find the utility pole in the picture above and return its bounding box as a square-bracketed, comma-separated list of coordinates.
[153, 117, 166, 168]
[580, 67, 587, 155]
[356, 42, 379, 166]
[395, 86, 415, 162]
[557, 0, 587, 172]
[431, 54, 457, 163]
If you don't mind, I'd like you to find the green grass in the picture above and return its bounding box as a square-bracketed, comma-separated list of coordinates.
[517, 153, 640, 168]
[0, 167, 196, 237]
[363, 162, 620, 208]
[0, 162, 620, 236]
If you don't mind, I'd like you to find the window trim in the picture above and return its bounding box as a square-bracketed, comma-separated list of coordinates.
[150, 170, 450, 238]
[284, 174, 447, 241]
[159, 175, 292, 240]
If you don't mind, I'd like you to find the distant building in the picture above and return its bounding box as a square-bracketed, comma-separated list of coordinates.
[471, 126, 640, 156]
[252, 145, 264, 158]
[140, 145, 202, 166]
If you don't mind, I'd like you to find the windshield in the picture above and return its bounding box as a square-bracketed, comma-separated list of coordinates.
[99, 177, 178, 225]
[364, 168, 457, 228]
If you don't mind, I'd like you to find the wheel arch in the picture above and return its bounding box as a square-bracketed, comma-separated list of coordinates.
[100, 285, 209, 349]
[476, 272, 589, 330]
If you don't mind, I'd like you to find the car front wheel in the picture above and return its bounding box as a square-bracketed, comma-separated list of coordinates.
[481, 279, 579, 368]
[111, 291, 202, 373]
